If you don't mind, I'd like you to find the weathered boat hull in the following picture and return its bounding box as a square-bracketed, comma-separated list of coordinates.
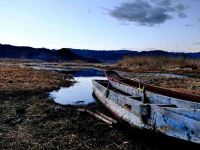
[108, 77, 200, 109]
[106, 71, 200, 104]
[93, 79, 200, 144]
[93, 80, 150, 130]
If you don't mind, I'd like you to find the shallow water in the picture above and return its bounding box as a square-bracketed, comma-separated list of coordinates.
[50, 68, 106, 105]
[50, 77, 106, 105]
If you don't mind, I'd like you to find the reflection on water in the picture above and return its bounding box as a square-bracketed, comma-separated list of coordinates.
[50, 77, 106, 105]
[50, 75, 106, 105]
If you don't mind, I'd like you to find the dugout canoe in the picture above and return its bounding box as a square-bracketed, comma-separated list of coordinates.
[106, 70, 200, 103]
[92, 79, 200, 144]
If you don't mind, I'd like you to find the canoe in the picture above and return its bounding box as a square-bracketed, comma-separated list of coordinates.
[106, 70, 200, 103]
[92, 78, 200, 144]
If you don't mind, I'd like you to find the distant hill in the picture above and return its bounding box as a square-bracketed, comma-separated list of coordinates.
[0, 44, 97, 62]
[72, 49, 134, 63]
[0, 44, 199, 63]
[72, 49, 200, 63]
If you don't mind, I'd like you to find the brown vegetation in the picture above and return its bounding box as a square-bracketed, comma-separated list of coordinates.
[117, 56, 200, 73]
[0, 66, 72, 92]
[0, 93, 136, 150]
[116, 57, 200, 95]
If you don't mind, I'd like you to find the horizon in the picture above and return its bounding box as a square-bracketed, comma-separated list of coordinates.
[1, 42, 200, 53]
[0, 0, 200, 52]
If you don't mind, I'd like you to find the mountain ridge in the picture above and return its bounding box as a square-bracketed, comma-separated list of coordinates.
[0, 44, 199, 63]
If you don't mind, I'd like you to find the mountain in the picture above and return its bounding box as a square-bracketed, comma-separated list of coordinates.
[72, 49, 200, 63]
[0, 44, 97, 62]
[0, 44, 200, 63]
[72, 49, 135, 63]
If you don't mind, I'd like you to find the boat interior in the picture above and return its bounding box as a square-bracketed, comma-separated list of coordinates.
[95, 79, 200, 110]
[96, 80, 142, 101]
[106, 70, 200, 103]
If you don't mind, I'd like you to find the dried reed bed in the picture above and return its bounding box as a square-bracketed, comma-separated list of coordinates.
[0, 58, 42, 64]
[0, 66, 72, 92]
[117, 56, 200, 72]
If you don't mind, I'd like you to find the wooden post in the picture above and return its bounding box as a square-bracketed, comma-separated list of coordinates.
[142, 87, 148, 104]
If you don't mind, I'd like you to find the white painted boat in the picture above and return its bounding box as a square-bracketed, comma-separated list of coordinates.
[93, 78, 200, 144]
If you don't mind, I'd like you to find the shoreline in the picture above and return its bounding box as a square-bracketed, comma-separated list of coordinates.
[0, 62, 200, 149]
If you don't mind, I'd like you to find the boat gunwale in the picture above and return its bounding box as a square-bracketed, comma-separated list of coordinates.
[93, 80, 200, 120]
[106, 70, 200, 103]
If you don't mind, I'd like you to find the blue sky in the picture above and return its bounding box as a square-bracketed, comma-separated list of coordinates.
[0, 0, 200, 52]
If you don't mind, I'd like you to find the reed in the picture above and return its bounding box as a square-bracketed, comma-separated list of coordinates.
[0, 66, 72, 92]
[117, 56, 200, 72]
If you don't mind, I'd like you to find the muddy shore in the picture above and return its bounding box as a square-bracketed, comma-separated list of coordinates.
[1, 92, 199, 150]
[0, 63, 200, 149]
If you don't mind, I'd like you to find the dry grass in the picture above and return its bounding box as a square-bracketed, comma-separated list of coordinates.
[0, 58, 42, 64]
[1, 93, 158, 150]
[117, 56, 200, 72]
[0, 66, 72, 92]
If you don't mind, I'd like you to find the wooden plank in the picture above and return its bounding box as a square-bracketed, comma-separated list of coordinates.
[77, 108, 116, 125]
[95, 111, 117, 124]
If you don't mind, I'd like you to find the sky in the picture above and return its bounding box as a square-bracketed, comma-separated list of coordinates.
[0, 0, 200, 52]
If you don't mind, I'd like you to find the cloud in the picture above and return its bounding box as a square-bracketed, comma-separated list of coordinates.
[175, 4, 187, 18]
[185, 24, 194, 28]
[109, 0, 187, 26]
[178, 12, 187, 18]
[194, 42, 200, 45]
[157, 0, 171, 7]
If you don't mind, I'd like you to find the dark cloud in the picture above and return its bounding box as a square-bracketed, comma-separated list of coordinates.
[109, 0, 187, 26]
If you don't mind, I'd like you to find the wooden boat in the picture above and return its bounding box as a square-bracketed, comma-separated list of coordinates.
[93, 72, 200, 144]
[106, 70, 200, 103]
